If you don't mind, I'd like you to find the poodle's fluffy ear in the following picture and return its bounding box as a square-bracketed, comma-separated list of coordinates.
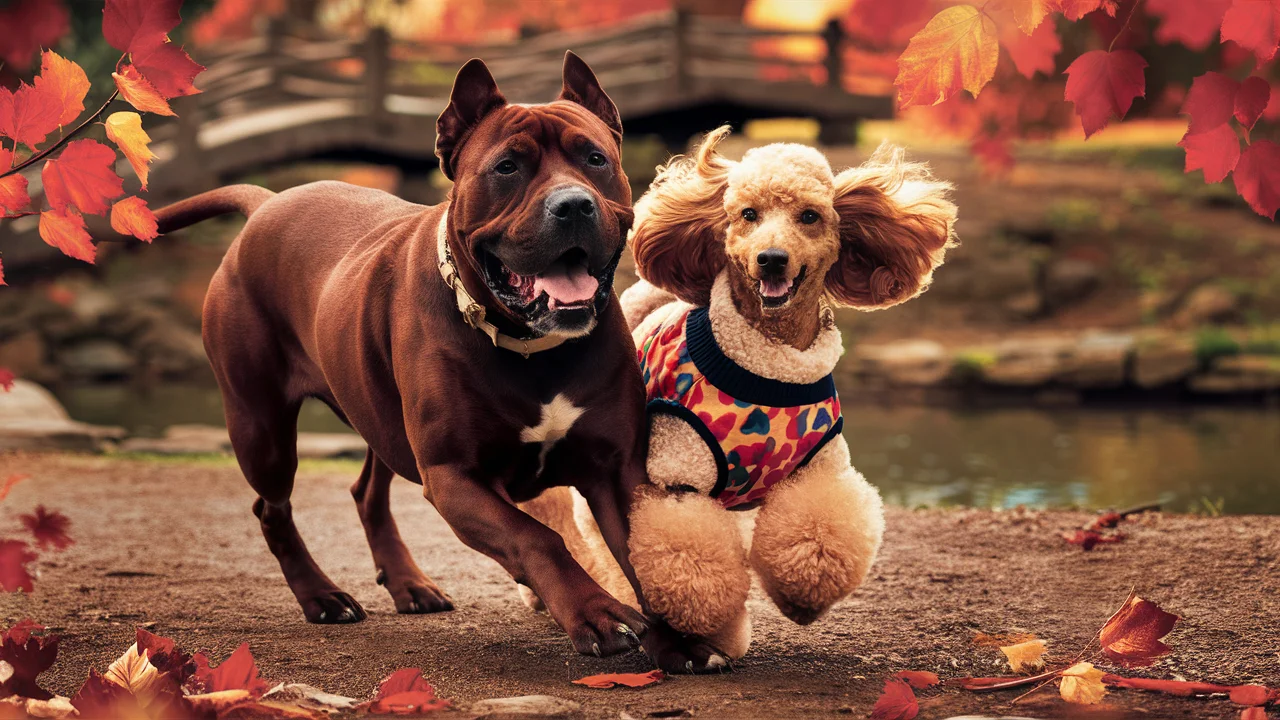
[630, 126, 734, 306]
[826, 144, 957, 309]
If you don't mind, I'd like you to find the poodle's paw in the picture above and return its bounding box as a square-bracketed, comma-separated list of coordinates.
[706, 605, 752, 660]
[642, 619, 733, 674]
[517, 583, 545, 613]
[629, 493, 750, 637]
[750, 458, 884, 625]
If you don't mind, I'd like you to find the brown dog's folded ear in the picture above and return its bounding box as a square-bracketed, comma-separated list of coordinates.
[435, 59, 507, 180]
[630, 126, 734, 306]
[827, 144, 957, 309]
[558, 51, 622, 142]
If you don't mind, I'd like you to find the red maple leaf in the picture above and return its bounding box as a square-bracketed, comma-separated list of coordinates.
[1234, 141, 1280, 219]
[20, 506, 73, 551]
[1102, 675, 1279, 705]
[1182, 71, 1240, 134]
[1098, 592, 1180, 667]
[70, 668, 133, 718]
[1146, 0, 1231, 50]
[0, 0, 69, 69]
[0, 618, 58, 700]
[1063, 528, 1126, 550]
[1235, 77, 1271, 131]
[137, 629, 196, 685]
[103, 0, 182, 55]
[971, 136, 1015, 175]
[1064, 49, 1147, 138]
[361, 668, 450, 714]
[1220, 0, 1280, 62]
[1003, 19, 1061, 79]
[895, 670, 940, 689]
[0, 540, 37, 593]
[0, 149, 32, 216]
[0, 369, 15, 393]
[1179, 123, 1241, 183]
[0, 82, 62, 148]
[871, 677, 918, 720]
[131, 41, 206, 100]
[191, 643, 270, 697]
[41, 139, 125, 216]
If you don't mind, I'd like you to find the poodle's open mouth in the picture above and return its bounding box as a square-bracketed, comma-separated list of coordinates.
[757, 266, 806, 309]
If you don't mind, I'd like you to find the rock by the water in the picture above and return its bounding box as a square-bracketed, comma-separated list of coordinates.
[1133, 334, 1197, 387]
[852, 340, 950, 386]
[0, 380, 124, 452]
[1174, 284, 1239, 327]
[58, 340, 133, 380]
[1043, 258, 1100, 308]
[120, 424, 231, 455]
[1189, 355, 1280, 393]
[1058, 331, 1132, 388]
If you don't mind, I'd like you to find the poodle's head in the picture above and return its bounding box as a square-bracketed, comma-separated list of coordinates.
[630, 126, 957, 317]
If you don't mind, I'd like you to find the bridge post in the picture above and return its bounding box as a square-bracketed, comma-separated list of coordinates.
[819, 19, 857, 146]
[266, 16, 288, 95]
[173, 96, 216, 196]
[364, 27, 392, 129]
[672, 8, 691, 95]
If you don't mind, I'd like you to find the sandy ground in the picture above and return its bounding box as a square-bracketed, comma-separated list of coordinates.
[1, 452, 1277, 719]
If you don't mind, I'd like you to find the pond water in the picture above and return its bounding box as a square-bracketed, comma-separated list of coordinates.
[53, 383, 1280, 515]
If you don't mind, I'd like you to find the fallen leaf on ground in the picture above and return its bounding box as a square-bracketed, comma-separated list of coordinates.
[20, 506, 73, 550]
[973, 631, 1038, 647]
[1099, 592, 1179, 667]
[572, 670, 665, 689]
[0, 540, 37, 593]
[870, 677, 918, 720]
[136, 628, 194, 684]
[1060, 662, 1107, 704]
[192, 642, 271, 696]
[103, 643, 167, 706]
[1, 619, 58, 700]
[950, 667, 1062, 692]
[894, 670, 939, 689]
[1241, 707, 1270, 720]
[0, 694, 76, 718]
[360, 668, 450, 714]
[1000, 638, 1047, 672]
[1103, 675, 1280, 706]
[1063, 528, 1125, 550]
[0, 473, 26, 500]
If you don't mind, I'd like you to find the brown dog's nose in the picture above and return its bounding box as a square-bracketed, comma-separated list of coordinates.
[757, 248, 789, 274]
[547, 187, 596, 223]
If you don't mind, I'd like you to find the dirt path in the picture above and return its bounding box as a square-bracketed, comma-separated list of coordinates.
[1, 453, 1277, 719]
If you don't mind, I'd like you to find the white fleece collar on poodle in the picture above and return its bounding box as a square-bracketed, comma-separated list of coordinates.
[706, 272, 843, 384]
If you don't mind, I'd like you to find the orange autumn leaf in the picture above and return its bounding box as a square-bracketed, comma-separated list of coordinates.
[1000, 638, 1047, 672]
[1241, 707, 1269, 720]
[1059, 661, 1107, 704]
[0, 82, 61, 148]
[0, 149, 31, 215]
[1099, 592, 1180, 667]
[105, 112, 155, 188]
[973, 631, 1038, 647]
[41, 139, 124, 216]
[111, 196, 159, 242]
[33, 50, 89, 127]
[113, 65, 176, 117]
[894, 670, 939, 689]
[895, 5, 998, 108]
[572, 670, 665, 689]
[0, 473, 27, 499]
[360, 668, 450, 714]
[1004, 0, 1058, 34]
[191, 643, 271, 696]
[870, 677, 918, 720]
[38, 208, 95, 264]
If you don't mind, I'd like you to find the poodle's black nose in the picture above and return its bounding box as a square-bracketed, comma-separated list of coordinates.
[757, 248, 789, 275]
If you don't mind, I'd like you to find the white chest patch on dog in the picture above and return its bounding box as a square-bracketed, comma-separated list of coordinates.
[520, 394, 585, 475]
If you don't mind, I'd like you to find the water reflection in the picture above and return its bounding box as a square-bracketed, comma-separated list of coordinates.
[52, 384, 1280, 515]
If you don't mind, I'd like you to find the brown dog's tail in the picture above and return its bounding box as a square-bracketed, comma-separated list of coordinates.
[154, 184, 275, 234]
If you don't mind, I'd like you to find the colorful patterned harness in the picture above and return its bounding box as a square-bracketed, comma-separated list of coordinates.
[638, 306, 844, 510]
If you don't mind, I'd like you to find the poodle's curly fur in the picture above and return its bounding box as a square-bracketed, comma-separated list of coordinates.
[524, 128, 956, 669]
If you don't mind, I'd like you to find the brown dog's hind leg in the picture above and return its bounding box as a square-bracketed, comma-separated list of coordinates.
[352, 450, 453, 614]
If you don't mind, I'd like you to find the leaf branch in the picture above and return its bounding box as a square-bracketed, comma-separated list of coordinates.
[0, 89, 120, 180]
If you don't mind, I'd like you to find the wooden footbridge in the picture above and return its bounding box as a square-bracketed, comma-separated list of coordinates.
[2, 11, 894, 269]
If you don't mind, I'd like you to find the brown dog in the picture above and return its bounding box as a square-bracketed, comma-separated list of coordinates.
[150, 54, 713, 667]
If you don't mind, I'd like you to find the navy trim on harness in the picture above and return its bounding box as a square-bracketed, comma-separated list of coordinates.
[685, 306, 838, 407]
[797, 415, 844, 469]
[646, 399, 729, 496]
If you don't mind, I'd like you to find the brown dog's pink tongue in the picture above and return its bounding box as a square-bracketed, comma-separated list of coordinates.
[534, 264, 598, 309]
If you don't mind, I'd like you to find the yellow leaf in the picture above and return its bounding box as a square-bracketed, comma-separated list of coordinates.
[110, 196, 159, 242]
[1059, 661, 1107, 705]
[1000, 638, 1047, 672]
[895, 5, 999, 108]
[34, 50, 90, 127]
[104, 112, 155, 190]
[1004, 0, 1057, 34]
[112, 65, 176, 117]
[103, 643, 165, 707]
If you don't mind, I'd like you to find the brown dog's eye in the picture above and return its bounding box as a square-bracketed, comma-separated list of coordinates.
[587, 152, 607, 167]
[800, 209, 820, 225]
[495, 159, 518, 175]
[742, 208, 758, 222]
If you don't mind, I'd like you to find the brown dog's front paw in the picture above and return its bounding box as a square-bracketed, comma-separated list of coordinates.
[564, 594, 647, 658]
[377, 568, 454, 614]
[641, 619, 731, 674]
[299, 590, 367, 624]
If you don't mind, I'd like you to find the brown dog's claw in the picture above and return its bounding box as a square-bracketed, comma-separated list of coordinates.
[617, 624, 642, 648]
[592, 642, 602, 658]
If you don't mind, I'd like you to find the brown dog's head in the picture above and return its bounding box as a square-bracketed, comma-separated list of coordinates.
[435, 52, 633, 339]
[631, 126, 956, 321]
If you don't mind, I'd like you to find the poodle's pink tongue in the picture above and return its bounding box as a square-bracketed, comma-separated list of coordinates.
[760, 277, 793, 298]
[534, 263, 598, 309]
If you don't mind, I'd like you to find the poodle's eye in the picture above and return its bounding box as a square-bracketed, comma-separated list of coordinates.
[586, 151, 607, 167]
[800, 209, 820, 225]
[495, 159, 518, 175]
[742, 208, 758, 222]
